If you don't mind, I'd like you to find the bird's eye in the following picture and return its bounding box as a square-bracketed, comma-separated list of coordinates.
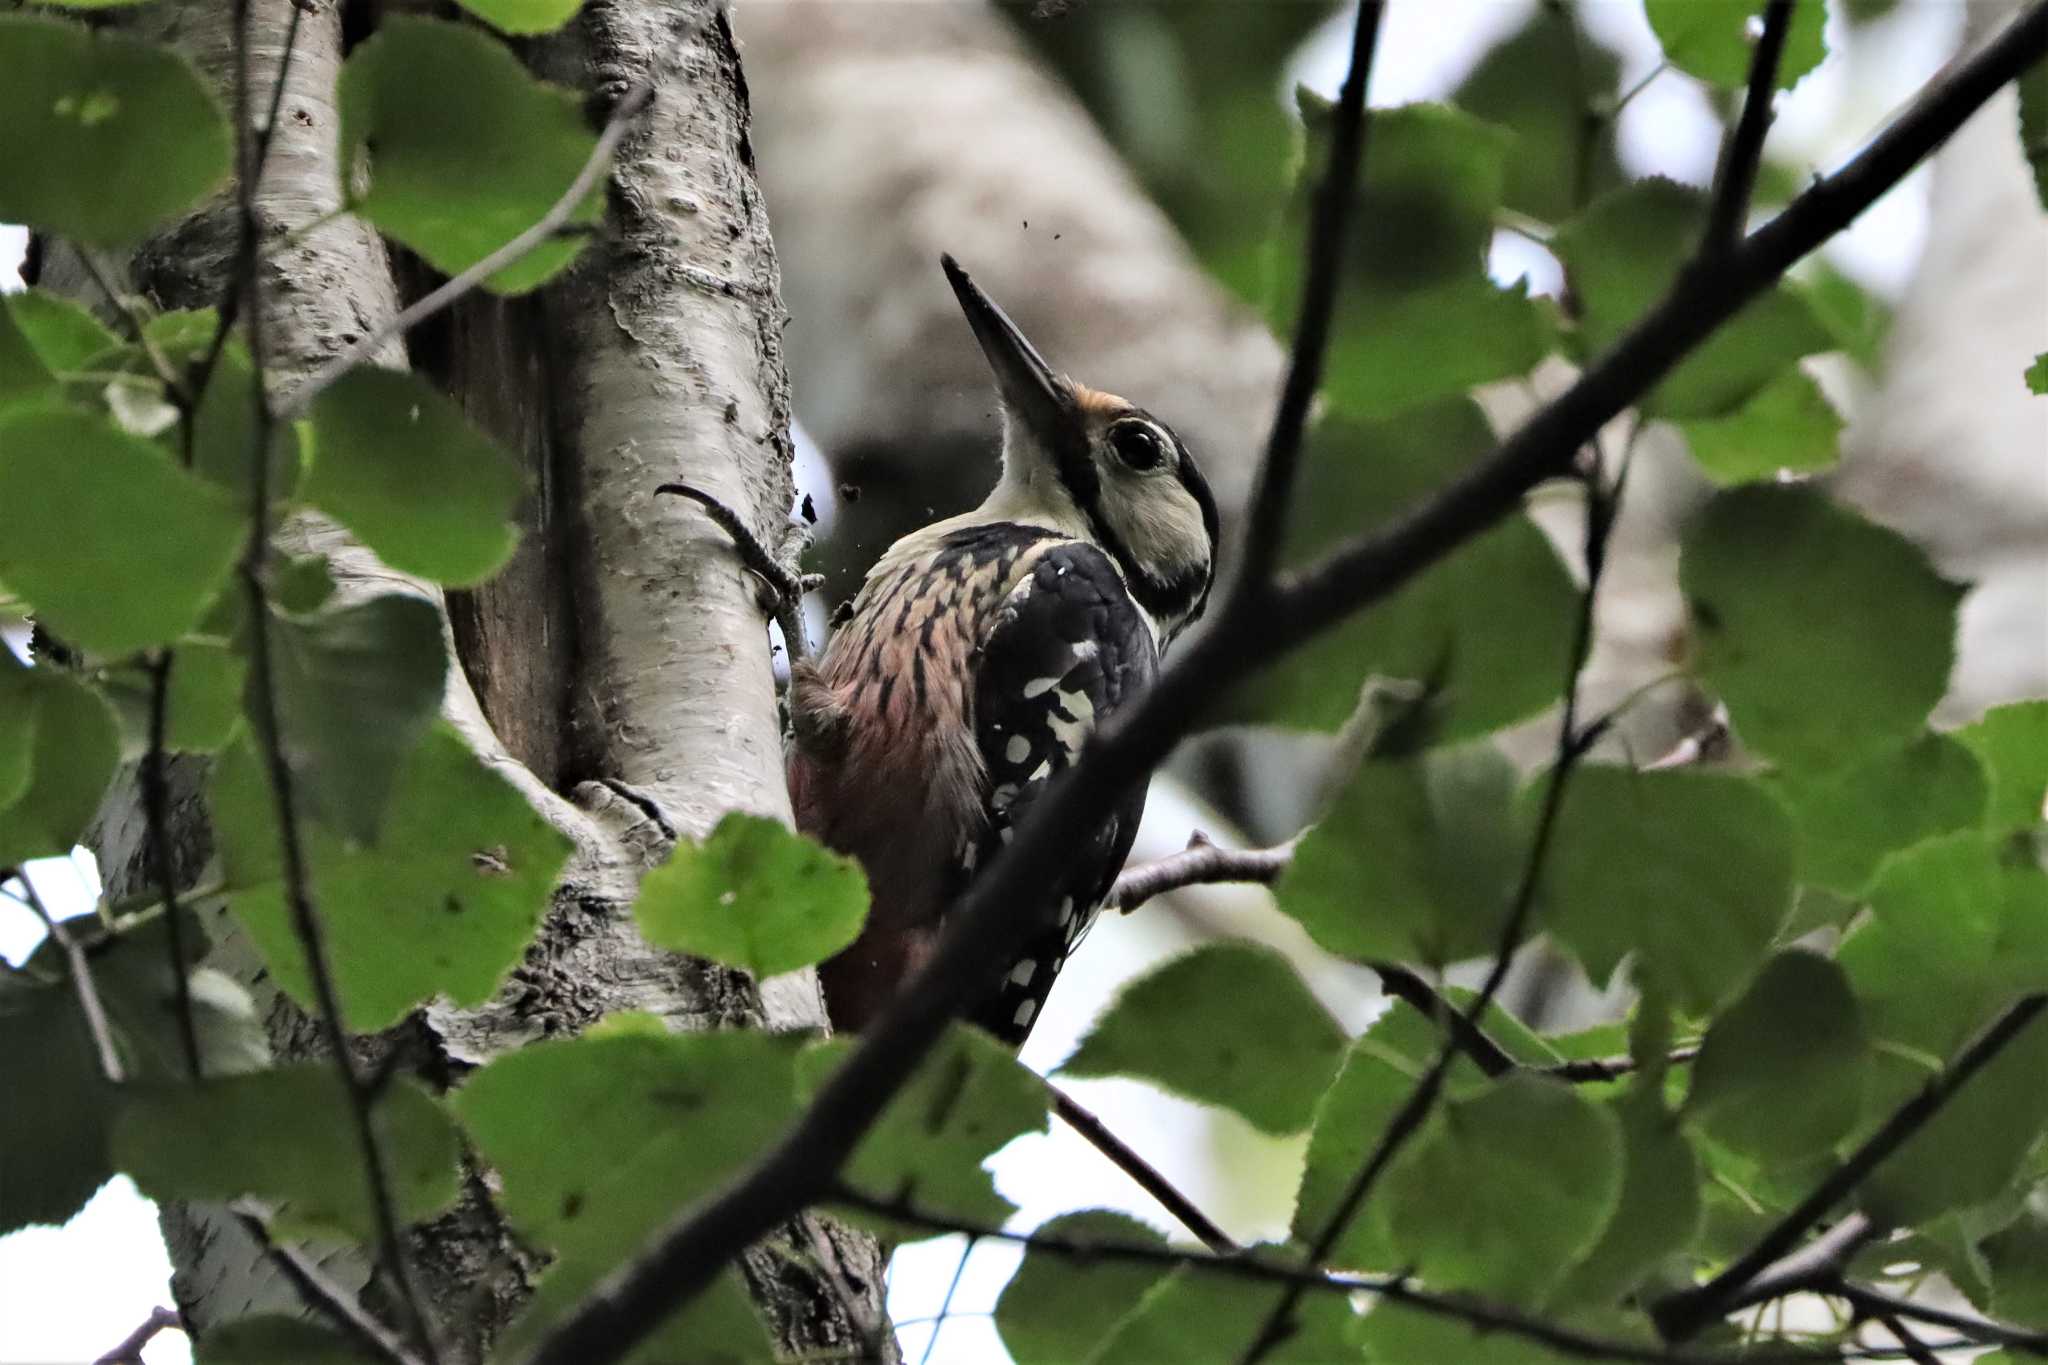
[1108, 422, 1166, 472]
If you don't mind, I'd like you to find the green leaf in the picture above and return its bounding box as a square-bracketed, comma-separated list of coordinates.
[1277, 742, 1521, 967]
[303, 368, 526, 585]
[1550, 1090, 1701, 1308]
[1344, 103, 1513, 299]
[188, 343, 304, 505]
[1684, 950, 1869, 1161]
[1058, 942, 1346, 1135]
[0, 15, 232, 243]
[1981, 1208, 2048, 1328]
[1323, 276, 1556, 421]
[0, 657, 36, 809]
[1540, 766, 1796, 1014]
[199, 1316, 383, 1365]
[1357, 1300, 1602, 1364]
[5, 289, 122, 373]
[0, 961, 118, 1231]
[995, 1211, 1172, 1365]
[265, 593, 448, 843]
[459, 1027, 789, 1363]
[1086, 1263, 1357, 1365]
[338, 17, 601, 294]
[1379, 1073, 1623, 1303]
[2028, 353, 2048, 395]
[101, 640, 248, 755]
[636, 811, 868, 980]
[0, 406, 244, 656]
[1452, 3, 1623, 222]
[453, 0, 585, 35]
[1866, 831, 2048, 1008]
[1674, 367, 1842, 485]
[1230, 401, 1577, 740]
[1770, 733, 1988, 896]
[1956, 701, 2048, 830]
[1864, 1003, 2048, 1228]
[1645, 0, 1828, 90]
[212, 724, 572, 1032]
[116, 1065, 462, 1242]
[1803, 259, 1893, 371]
[1682, 484, 1960, 770]
[1553, 179, 1834, 417]
[811, 1023, 1048, 1230]
[2019, 57, 2048, 212]
[0, 669, 120, 868]
[0, 299, 57, 412]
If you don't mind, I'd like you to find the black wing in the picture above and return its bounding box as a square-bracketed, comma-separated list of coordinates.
[965, 539, 1158, 1044]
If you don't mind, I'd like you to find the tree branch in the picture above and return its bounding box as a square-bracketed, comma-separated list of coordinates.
[6, 870, 124, 1084]
[1705, 0, 1795, 254]
[1652, 996, 2048, 1341]
[522, 9, 2048, 1360]
[1106, 836, 1294, 912]
[1833, 1280, 2048, 1354]
[280, 82, 655, 419]
[141, 651, 203, 1080]
[1048, 1084, 1239, 1255]
[1235, 0, 1385, 586]
[230, 1204, 425, 1365]
[825, 1189, 1841, 1365]
[93, 1306, 182, 1365]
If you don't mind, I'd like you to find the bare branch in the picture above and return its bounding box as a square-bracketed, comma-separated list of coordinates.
[7, 870, 124, 1083]
[230, 0, 436, 1352]
[1652, 996, 2048, 1341]
[521, 10, 2048, 1361]
[231, 1204, 425, 1365]
[281, 83, 655, 419]
[1869, 1314, 1939, 1365]
[140, 652, 203, 1080]
[1106, 836, 1293, 912]
[1833, 1280, 2048, 1354]
[656, 483, 819, 665]
[1235, 2, 1386, 586]
[1545, 1045, 1700, 1084]
[1715, 1213, 1882, 1320]
[1048, 1085, 1239, 1255]
[1705, 0, 1796, 253]
[94, 1306, 182, 1365]
[825, 1189, 1841, 1365]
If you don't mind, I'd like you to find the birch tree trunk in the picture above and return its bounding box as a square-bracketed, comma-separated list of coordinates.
[53, 0, 888, 1357]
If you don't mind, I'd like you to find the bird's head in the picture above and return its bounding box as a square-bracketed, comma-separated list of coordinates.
[942, 253, 1219, 643]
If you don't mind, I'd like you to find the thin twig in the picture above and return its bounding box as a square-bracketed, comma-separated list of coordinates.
[1049, 1085, 1238, 1254]
[1834, 1280, 2048, 1354]
[519, 11, 2048, 1361]
[1545, 1045, 1700, 1083]
[1652, 996, 2048, 1341]
[1234, 0, 1386, 587]
[1106, 837, 1294, 912]
[655, 483, 819, 664]
[231, 1205, 425, 1365]
[141, 651, 203, 1080]
[916, 1234, 978, 1365]
[9, 870, 125, 1083]
[1719, 1213, 1883, 1320]
[1240, 460, 1619, 1365]
[826, 1189, 1842, 1365]
[72, 250, 187, 404]
[1869, 1315, 1939, 1365]
[94, 1306, 182, 1365]
[229, 0, 437, 1354]
[281, 83, 655, 419]
[1705, 0, 1796, 254]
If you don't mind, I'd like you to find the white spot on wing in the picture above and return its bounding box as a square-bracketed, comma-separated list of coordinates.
[1005, 735, 1031, 764]
[1023, 676, 1060, 698]
[1013, 998, 1038, 1028]
[1009, 959, 1037, 986]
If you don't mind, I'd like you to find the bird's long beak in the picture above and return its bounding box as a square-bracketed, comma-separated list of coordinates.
[942, 254, 1073, 448]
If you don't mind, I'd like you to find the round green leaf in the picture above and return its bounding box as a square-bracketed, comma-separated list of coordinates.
[1675, 368, 1842, 485]
[1541, 766, 1796, 1014]
[1684, 949, 1869, 1161]
[6, 290, 122, 373]
[0, 964, 119, 1232]
[0, 301, 57, 413]
[1682, 484, 1960, 771]
[0, 406, 245, 656]
[115, 1065, 462, 1242]
[1956, 700, 2048, 830]
[1379, 1073, 1623, 1303]
[1058, 941, 1347, 1136]
[1086, 1266, 1356, 1365]
[211, 724, 573, 1033]
[1550, 1090, 1701, 1309]
[303, 368, 527, 585]
[199, 1316, 383, 1365]
[0, 658, 37, 809]
[1645, 0, 1828, 89]
[1278, 742, 1521, 967]
[1770, 733, 1988, 896]
[996, 1210, 1171, 1365]
[0, 668, 121, 868]
[635, 811, 868, 980]
[0, 15, 232, 244]
[337, 17, 601, 294]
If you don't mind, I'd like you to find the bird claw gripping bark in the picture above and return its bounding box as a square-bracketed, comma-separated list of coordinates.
[572, 778, 681, 868]
[654, 482, 818, 663]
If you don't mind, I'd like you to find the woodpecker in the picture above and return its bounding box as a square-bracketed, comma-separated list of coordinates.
[790, 255, 1219, 1045]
